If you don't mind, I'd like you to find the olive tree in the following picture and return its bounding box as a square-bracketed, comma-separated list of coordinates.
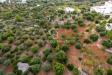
[54, 62, 64, 75]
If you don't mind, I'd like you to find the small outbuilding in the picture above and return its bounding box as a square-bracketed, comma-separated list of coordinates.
[64, 7, 74, 13]
[17, 62, 29, 73]
[105, 23, 112, 31]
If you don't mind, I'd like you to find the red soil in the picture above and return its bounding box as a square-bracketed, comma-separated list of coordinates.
[88, 40, 108, 62]
[5, 65, 13, 73]
[55, 28, 81, 68]
[67, 46, 81, 68]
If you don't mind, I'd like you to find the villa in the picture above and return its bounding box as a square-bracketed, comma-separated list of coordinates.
[91, 1, 112, 15]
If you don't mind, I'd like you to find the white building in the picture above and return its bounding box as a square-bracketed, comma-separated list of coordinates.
[106, 23, 112, 31]
[64, 7, 74, 13]
[91, 1, 112, 15]
[17, 62, 29, 73]
[0, 0, 26, 3]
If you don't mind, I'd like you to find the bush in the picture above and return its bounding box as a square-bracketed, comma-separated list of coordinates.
[75, 42, 82, 49]
[3, 59, 11, 66]
[72, 66, 80, 75]
[107, 31, 112, 40]
[31, 45, 39, 53]
[30, 64, 41, 74]
[90, 34, 99, 42]
[78, 19, 84, 26]
[107, 56, 112, 65]
[54, 62, 64, 75]
[2, 44, 11, 53]
[56, 50, 67, 64]
[37, 39, 44, 47]
[94, 68, 104, 75]
[43, 62, 51, 72]
[61, 44, 69, 52]
[15, 15, 23, 22]
[30, 57, 41, 65]
[0, 43, 4, 49]
[102, 40, 112, 48]
[69, 39, 75, 45]
[67, 64, 74, 71]
[107, 68, 112, 75]
[46, 54, 54, 62]
[84, 39, 91, 44]
[43, 48, 51, 57]
[7, 36, 14, 43]
[16, 43, 27, 51]
[19, 54, 30, 63]
[108, 18, 112, 23]
[100, 31, 107, 37]
[3, 12, 13, 19]
[24, 39, 33, 47]
[50, 40, 58, 48]
[71, 24, 78, 30]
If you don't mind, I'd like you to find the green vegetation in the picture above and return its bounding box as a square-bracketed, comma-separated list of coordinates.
[54, 62, 64, 75]
[90, 34, 99, 42]
[0, 0, 111, 75]
[102, 40, 112, 48]
[107, 56, 112, 65]
[107, 68, 112, 75]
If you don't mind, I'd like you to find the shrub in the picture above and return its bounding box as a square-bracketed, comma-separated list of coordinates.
[0, 43, 4, 49]
[50, 40, 58, 48]
[90, 34, 99, 42]
[69, 39, 75, 45]
[61, 44, 69, 52]
[15, 15, 23, 22]
[56, 50, 67, 64]
[94, 68, 104, 75]
[107, 31, 112, 40]
[43, 62, 51, 72]
[43, 48, 51, 57]
[46, 54, 54, 62]
[75, 42, 82, 49]
[108, 18, 112, 23]
[100, 31, 107, 37]
[107, 68, 112, 75]
[3, 59, 11, 66]
[67, 64, 74, 71]
[30, 64, 41, 74]
[107, 56, 112, 65]
[24, 39, 33, 47]
[84, 39, 91, 44]
[102, 40, 112, 48]
[54, 62, 64, 75]
[37, 39, 44, 47]
[78, 19, 84, 26]
[31, 45, 39, 53]
[71, 24, 78, 30]
[7, 36, 14, 43]
[2, 44, 11, 53]
[19, 54, 30, 63]
[3, 12, 13, 19]
[72, 66, 80, 75]
[17, 44, 26, 50]
[30, 57, 41, 65]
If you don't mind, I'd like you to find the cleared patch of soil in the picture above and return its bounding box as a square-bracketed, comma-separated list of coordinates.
[67, 46, 81, 68]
